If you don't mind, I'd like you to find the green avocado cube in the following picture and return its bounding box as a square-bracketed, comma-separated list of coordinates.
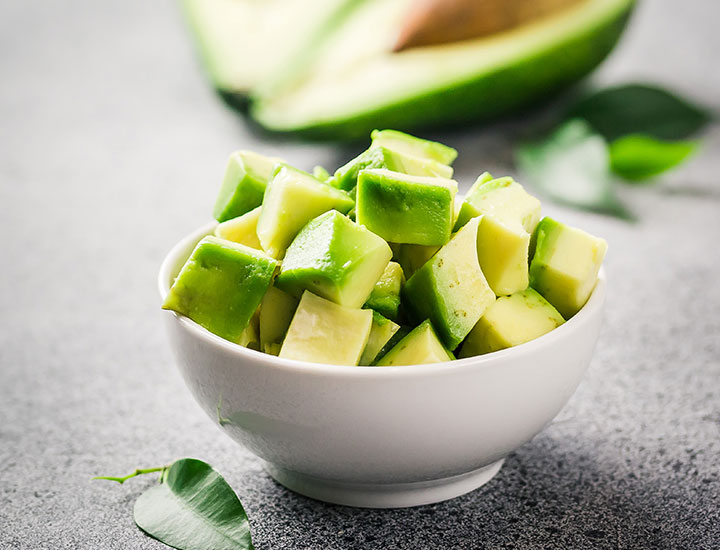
[213, 151, 283, 222]
[376, 320, 454, 366]
[162, 236, 277, 343]
[276, 210, 392, 308]
[371, 129, 458, 165]
[256, 164, 354, 259]
[214, 206, 262, 249]
[356, 169, 458, 246]
[359, 312, 401, 366]
[390, 242, 440, 279]
[454, 174, 540, 232]
[333, 145, 453, 192]
[402, 217, 495, 350]
[259, 286, 299, 354]
[458, 288, 564, 358]
[455, 174, 541, 295]
[529, 217, 607, 318]
[363, 261, 404, 321]
[279, 291, 373, 365]
[238, 307, 261, 351]
[312, 165, 331, 182]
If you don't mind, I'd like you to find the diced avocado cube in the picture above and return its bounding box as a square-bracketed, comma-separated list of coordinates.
[402, 217, 495, 350]
[376, 320, 454, 366]
[372, 325, 412, 365]
[213, 151, 282, 222]
[276, 210, 392, 308]
[312, 165, 331, 182]
[477, 218, 532, 296]
[214, 206, 262, 249]
[455, 174, 542, 295]
[162, 236, 277, 343]
[363, 261, 404, 321]
[238, 307, 261, 351]
[391, 242, 440, 279]
[259, 286, 299, 354]
[356, 169, 458, 246]
[359, 312, 401, 366]
[529, 217, 607, 318]
[371, 129, 458, 166]
[279, 291, 373, 365]
[454, 175, 541, 232]
[256, 164, 354, 259]
[333, 145, 453, 192]
[458, 288, 564, 358]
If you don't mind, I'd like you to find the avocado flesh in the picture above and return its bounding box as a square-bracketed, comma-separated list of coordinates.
[456, 175, 542, 296]
[376, 320, 453, 366]
[529, 217, 607, 318]
[458, 288, 564, 358]
[402, 217, 495, 350]
[356, 169, 458, 246]
[333, 145, 453, 192]
[162, 236, 277, 343]
[371, 130, 457, 165]
[251, 0, 634, 139]
[391, 242, 440, 279]
[180, 0, 354, 94]
[363, 261, 404, 321]
[276, 210, 392, 308]
[214, 206, 262, 250]
[359, 312, 401, 366]
[280, 291, 373, 365]
[238, 308, 261, 351]
[256, 165, 354, 259]
[259, 286, 299, 354]
[213, 151, 283, 222]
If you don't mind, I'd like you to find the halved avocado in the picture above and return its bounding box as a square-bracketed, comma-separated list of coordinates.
[251, 0, 634, 139]
[179, 0, 360, 97]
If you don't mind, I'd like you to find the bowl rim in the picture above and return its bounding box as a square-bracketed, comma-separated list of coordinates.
[159, 220, 606, 379]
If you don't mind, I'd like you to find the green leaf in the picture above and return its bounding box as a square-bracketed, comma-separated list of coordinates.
[609, 134, 698, 182]
[516, 119, 632, 219]
[567, 84, 712, 141]
[133, 458, 254, 550]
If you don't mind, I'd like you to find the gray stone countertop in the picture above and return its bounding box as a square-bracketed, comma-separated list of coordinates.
[1, 1, 718, 548]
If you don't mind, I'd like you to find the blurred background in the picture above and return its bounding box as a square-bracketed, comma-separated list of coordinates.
[1, 1, 718, 548]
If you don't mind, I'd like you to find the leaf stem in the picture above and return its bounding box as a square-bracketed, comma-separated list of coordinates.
[93, 466, 169, 484]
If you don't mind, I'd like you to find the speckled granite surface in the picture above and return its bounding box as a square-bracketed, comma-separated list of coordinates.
[1, 1, 719, 548]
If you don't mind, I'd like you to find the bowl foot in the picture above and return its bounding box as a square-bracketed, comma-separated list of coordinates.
[264, 459, 505, 508]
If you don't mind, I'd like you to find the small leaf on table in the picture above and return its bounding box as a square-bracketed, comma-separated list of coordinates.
[609, 134, 698, 182]
[567, 84, 712, 141]
[516, 119, 631, 219]
[133, 458, 254, 550]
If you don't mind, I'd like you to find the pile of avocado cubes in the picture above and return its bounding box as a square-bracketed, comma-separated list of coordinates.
[163, 130, 607, 366]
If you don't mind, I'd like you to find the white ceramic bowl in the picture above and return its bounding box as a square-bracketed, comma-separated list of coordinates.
[159, 221, 606, 508]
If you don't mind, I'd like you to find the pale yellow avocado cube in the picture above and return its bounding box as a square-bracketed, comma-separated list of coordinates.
[359, 312, 400, 366]
[458, 288, 564, 357]
[455, 175, 542, 296]
[259, 286, 299, 354]
[279, 291, 373, 365]
[237, 307, 261, 351]
[214, 206, 262, 249]
[476, 217, 532, 296]
[390, 242, 440, 279]
[529, 217, 607, 318]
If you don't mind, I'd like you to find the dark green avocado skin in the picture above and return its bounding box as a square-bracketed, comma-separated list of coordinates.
[247, 4, 634, 141]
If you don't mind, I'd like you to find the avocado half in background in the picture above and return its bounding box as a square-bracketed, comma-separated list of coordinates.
[181, 0, 635, 140]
